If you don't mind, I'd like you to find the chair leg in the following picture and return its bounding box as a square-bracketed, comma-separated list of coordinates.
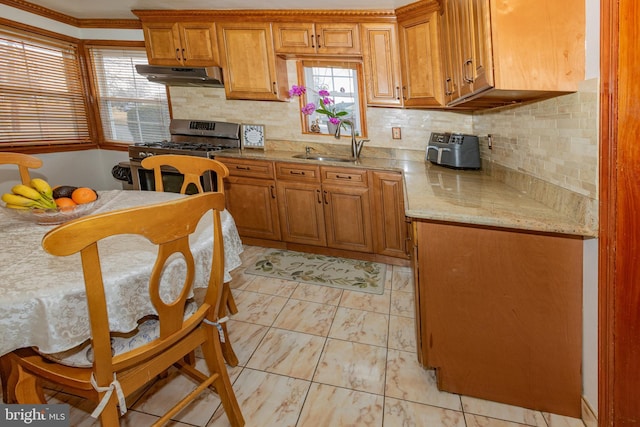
[0, 355, 14, 403]
[201, 331, 244, 427]
[13, 364, 46, 404]
[218, 285, 239, 367]
[224, 281, 238, 315]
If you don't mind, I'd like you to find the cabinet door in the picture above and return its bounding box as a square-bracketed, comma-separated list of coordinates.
[371, 171, 409, 259]
[456, 0, 493, 99]
[273, 23, 316, 54]
[224, 176, 281, 241]
[323, 184, 373, 252]
[217, 22, 288, 101]
[277, 181, 327, 246]
[177, 22, 219, 66]
[398, 11, 445, 107]
[142, 22, 183, 66]
[361, 23, 403, 107]
[316, 23, 361, 55]
[441, 0, 462, 104]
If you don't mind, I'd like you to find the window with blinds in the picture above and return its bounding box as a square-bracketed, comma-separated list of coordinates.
[0, 27, 90, 148]
[88, 47, 170, 145]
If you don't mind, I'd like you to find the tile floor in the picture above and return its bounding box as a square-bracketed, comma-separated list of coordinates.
[35, 245, 587, 426]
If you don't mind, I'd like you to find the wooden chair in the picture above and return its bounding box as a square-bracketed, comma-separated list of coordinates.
[5, 193, 244, 427]
[140, 154, 240, 366]
[0, 152, 43, 184]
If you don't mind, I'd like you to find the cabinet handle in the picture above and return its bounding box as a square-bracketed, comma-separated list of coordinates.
[323, 190, 329, 204]
[463, 59, 474, 83]
[316, 189, 322, 204]
[270, 185, 276, 199]
[181, 48, 187, 61]
[335, 174, 352, 180]
[175, 48, 180, 62]
[445, 78, 453, 96]
[395, 86, 400, 100]
[235, 165, 250, 170]
[311, 34, 315, 48]
[316, 34, 321, 48]
[402, 86, 407, 100]
[272, 81, 277, 95]
[289, 170, 306, 175]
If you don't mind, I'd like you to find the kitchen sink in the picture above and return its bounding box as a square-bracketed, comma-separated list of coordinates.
[292, 153, 356, 163]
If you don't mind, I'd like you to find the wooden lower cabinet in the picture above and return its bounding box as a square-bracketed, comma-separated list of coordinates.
[412, 220, 583, 417]
[371, 171, 409, 259]
[219, 158, 281, 241]
[322, 183, 373, 252]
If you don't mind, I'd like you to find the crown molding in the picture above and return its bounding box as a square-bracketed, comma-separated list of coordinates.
[132, 9, 397, 22]
[0, 0, 141, 29]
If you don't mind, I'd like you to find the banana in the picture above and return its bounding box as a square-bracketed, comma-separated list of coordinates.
[4, 203, 30, 210]
[12, 184, 43, 201]
[30, 178, 54, 200]
[2, 193, 52, 209]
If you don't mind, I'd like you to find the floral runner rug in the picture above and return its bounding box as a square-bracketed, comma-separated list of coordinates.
[246, 250, 386, 295]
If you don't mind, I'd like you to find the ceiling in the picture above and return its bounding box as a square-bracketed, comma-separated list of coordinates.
[23, 0, 417, 20]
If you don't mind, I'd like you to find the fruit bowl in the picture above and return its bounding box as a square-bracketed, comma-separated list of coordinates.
[3, 196, 100, 225]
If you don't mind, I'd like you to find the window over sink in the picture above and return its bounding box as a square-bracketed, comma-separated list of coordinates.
[294, 60, 367, 138]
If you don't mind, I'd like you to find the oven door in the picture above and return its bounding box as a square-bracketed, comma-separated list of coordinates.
[130, 161, 215, 194]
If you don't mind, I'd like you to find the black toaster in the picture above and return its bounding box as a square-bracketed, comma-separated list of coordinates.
[426, 132, 481, 169]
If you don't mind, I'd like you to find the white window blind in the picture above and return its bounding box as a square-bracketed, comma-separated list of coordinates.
[88, 47, 170, 144]
[0, 27, 90, 148]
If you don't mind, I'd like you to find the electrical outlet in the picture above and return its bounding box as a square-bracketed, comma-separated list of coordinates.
[487, 134, 493, 150]
[392, 127, 402, 139]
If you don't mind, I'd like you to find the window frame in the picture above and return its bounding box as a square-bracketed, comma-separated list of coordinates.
[295, 60, 368, 138]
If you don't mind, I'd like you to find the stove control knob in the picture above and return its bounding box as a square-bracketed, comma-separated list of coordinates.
[140, 152, 154, 158]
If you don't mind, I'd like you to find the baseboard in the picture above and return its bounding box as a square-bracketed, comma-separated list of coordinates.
[582, 396, 598, 427]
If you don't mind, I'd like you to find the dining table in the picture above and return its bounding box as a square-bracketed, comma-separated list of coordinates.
[0, 189, 244, 359]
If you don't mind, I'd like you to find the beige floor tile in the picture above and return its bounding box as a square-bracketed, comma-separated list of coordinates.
[243, 275, 299, 297]
[238, 245, 268, 266]
[543, 413, 587, 427]
[227, 268, 256, 290]
[384, 397, 466, 427]
[297, 383, 384, 426]
[207, 369, 310, 427]
[225, 319, 269, 366]
[273, 299, 337, 336]
[386, 349, 462, 411]
[328, 306, 389, 347]
[388, 315, 416, 352]
[340, 288, 391, 314]
[290, 281, 343, 305]
[384, 265, 393, 289]
[391, 266, 414, 293]
[230, 290, 288, 326]
[465, 413, 532, 427]
[313, 338, 387, 395]
[390, 290, 415, 318]
[461, 396, 547, 426]
[246, 328, 325, 380]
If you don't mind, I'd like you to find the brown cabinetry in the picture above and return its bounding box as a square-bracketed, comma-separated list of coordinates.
[396, 3, 445, 107]
[141, 21, 219, 66]
[444, 0, 585, 108]
[360, 23, 403, 107]
[273, 23, 361, 55]
[412, 220, 583, 417]
[219, 158, 281, 241]
[216, 22, 289, 101]
[371, 171, 409, 259]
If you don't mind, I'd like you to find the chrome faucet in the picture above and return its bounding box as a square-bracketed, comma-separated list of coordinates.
[335, 119, 368, 159]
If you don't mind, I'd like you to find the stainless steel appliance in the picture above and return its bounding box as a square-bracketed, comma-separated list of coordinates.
[129, 119, 241, 193]
[135, 65, 224, 87]
[426, 132, 481, 170]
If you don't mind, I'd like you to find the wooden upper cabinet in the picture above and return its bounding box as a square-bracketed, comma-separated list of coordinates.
[397, 7, 445, 107]
[440, 0, 462, 104]
[446, 0, 585, 108]
[361, 23, 403, 107]
[273, 22, 361, 55]
[217, 22, 289, 101]
[142, 21, 219, 66]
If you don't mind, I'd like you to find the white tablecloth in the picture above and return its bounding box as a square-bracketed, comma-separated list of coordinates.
[0, 190, 243, 355]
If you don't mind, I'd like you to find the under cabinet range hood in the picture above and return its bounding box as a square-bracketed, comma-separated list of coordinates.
[135, 64, 224, 87]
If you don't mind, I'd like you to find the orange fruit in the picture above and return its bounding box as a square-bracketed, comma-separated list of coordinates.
[71, 187, 97, 205]
[55, 197, 77, 211]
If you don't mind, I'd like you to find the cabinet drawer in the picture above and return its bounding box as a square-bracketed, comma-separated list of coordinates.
[218, 158, 274, 179]
[321, 167, 368, 187]
[276, 162, 321, 182]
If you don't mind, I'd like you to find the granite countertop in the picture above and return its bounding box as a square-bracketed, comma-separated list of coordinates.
[214, 148, 595, 237]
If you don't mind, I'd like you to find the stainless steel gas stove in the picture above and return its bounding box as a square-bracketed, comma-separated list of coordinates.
[129, 119, 241, 192]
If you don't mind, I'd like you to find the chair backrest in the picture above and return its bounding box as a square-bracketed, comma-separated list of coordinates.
[140, 154, 229, 194]
[0, 152, 43, 185]
[41, 192, 226, 378]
